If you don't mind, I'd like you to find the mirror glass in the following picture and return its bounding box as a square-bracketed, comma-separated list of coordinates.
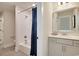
[55, 10, 76, 32]
[57, 15, 74, 32]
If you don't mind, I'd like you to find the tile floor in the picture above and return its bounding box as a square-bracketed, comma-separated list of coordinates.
[0, 47, 26, 56]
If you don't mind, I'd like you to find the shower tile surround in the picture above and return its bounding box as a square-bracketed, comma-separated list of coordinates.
[2, 11, 15, 48]
[0, 13, 3, 46]
[0, 8, 15, 55]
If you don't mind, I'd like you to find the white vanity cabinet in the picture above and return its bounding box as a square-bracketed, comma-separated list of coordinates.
[62, 45, 79, 56]
[48, 37, 79, 56]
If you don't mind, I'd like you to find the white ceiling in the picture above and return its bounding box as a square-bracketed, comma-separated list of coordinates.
[0, 2, 33, 6]
[0, 2, 33, 11]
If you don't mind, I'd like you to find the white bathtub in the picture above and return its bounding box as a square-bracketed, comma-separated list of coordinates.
[18, 42, 31, 56]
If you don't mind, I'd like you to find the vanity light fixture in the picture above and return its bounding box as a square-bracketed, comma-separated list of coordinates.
[58, 2, 69, 5]
[32, 3, 37, 8]
[32, 3, 36, 7]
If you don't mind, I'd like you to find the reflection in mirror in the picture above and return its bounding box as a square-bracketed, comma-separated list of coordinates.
[57, 15, 75, 32]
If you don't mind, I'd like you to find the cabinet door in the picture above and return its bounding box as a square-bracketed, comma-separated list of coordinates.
[63, 45, 79, 56]
[48, 39, 62, 56]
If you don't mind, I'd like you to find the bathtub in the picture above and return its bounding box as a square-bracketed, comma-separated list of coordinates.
[18, 42, 31, 56]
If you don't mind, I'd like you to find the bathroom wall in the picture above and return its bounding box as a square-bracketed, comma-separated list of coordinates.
[2, 10, 15, 48]
[37, 2, 53, 56]
[37, 2, 58, 56]
[37, 2, 43, 56]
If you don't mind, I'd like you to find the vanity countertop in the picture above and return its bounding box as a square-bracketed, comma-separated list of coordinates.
[49, 34, 79, 40]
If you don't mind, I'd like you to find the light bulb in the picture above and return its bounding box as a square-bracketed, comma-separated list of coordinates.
[32, 4, 36, 7]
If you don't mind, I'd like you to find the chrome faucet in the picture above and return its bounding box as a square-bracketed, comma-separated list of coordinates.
[24, 35, 27, 44]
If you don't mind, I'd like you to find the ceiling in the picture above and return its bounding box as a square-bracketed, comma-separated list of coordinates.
[0, 2, 33, 11]
[0, 2, 33, 6]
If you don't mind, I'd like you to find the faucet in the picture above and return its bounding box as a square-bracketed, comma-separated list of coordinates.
[24, 35, 27, 44]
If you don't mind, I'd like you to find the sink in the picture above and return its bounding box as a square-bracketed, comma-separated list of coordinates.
[51, 32, 58, 35]
[51, 32, 68, 36]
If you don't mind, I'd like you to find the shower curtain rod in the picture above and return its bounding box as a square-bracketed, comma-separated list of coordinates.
[18, 5, 37, 14]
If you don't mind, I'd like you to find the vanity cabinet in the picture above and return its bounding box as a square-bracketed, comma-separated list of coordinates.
[48, 37, 79, 56]
[48, 38, 62, 56]
[62, 45, 79, 56]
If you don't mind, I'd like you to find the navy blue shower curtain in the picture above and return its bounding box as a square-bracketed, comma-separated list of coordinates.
[30, 7, 37, 56]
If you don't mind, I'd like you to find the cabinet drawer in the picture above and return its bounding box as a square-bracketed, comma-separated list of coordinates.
[74, 40, 79, 47]
[49, 37, 57, 43]
[56, 38, 73, 45]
